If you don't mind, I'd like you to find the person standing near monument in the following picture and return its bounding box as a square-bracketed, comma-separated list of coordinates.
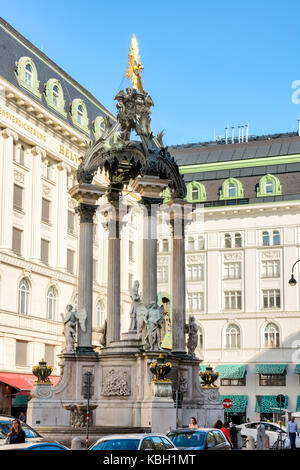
[287, 416, 299, 450]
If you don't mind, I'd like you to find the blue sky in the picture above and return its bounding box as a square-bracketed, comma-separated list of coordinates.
[1, 0, 300, 145]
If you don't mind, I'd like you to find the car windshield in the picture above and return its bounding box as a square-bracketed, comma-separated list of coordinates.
[0, 421, 41, 438]
[91, 439, 140, 450]
[168, 431, 206, 447]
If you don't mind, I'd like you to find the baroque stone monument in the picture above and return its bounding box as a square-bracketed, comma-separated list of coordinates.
[27, 35, 223, 435]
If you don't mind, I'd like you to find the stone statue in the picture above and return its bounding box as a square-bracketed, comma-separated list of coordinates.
[128, 280, 141, 332]
[61, 304, 87, 353]
[96, 319, 107, 347]
[144, 301, 164, 351]
[185, 315, 198, 358]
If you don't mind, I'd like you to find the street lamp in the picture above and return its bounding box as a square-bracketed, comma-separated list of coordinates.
[289, 260, 300, 286]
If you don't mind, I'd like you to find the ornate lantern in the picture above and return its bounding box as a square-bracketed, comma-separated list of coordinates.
[32, 358, 53, 384]
[149, 354, 172, 382]
[199, 364, 219, 388]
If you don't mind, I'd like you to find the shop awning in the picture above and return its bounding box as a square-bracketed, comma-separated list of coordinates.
[296, 397, 300, 412]
[216, 365, 247, 379]
[0, 372, 60, 394]
[220, 395, 247, 413]
[12, 393, 29, 407]
[255, 395, 288, 413]
[294, 365, 300, 374]
[254, 364, 287, 375]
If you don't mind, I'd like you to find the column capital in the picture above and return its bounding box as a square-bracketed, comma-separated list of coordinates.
[31, 146, 46, 159]
[2, 128, 18, 141]
[75, 203, 98, 223]
[57, 161, 68, 172]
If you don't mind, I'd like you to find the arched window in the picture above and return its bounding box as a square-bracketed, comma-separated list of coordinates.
[224, 233, 232, 248]
[220, 178, 244, 200]
[226, 324, 240, 349]
[15, 57, 41, 99]
[96, 300, 106, 326]
[47, 287, 57, 321]
[44, 79, 66, 117]
[262, 231, 270, 246]
[77, 105, 83, 125]
[18, 278, 30, 315]
[235, 233, 242, 247]
[186, 182, 206, 203]
[273, 230, 280, 245]
[257, 174, 282, 197]
[70, 99, 89, 134]
[25, 63, 32, 87]
[264, 323, 280, 348]
[52, 85, 59, 106]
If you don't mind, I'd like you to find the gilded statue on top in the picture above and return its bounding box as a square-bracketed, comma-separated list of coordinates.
[126, 34, 144, 92]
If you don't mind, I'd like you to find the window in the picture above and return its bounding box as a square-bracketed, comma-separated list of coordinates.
[198, 235, 205, 250]
[259, 374, 285, 386]
[25, 63, 32, 87]
[68, 211, 75, 234]
[77, 105, 83, 125]
[220, 178, 244, 200]
[140, 438, 154, 450]
[187, 292, 204, 312]
[45, 345, 55, 367]
[15, 57, 41, 99]
[191, 187, 199, 200]
[187, 237, 195, 251]
[18, 279, 30, 315]
[257, 174, 282, 197]
[47, 287, 57, 320]
[52, 85, 59, 106]
[224, 262, 241, 279]
[42, 198, 50, 224]
[235, 232, 242, 247]
[46, 161, 52, 181]
[224, 291, 241, 310]
[128, 273, 134, 291]
[263, 290, 280, 309]
[187, 264, 204, 281]
[44, 79, 66, 117]
[265, 180, 273, 194]
[264, 323, 280, 347]
[129, 240, 134, 261]
[261, 260, 280, 278]
[96, 300, 105, 326]
[67, 249, 75, 273]
[224, 233, 232, 248]
[225, 324, 241, 348]
[262, 231, 270, 246]
[228, 183, 236, 198]
[221, 378, 246, 386]
[273, 230, 280, 245]
[70, 99, 89, 133]
[199, 327, 203, 350]
[12, 227, 22, 255]
[41, 239, 50, 265]
[13, 185, 23, 211]
[150, 436, 165, 450]
[16, 340, 28, 366]
[157, 266, 168, 283]
[186, 181, 206, 202]
[162, 239, 169, 252]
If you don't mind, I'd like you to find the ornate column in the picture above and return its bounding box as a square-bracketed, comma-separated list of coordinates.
[170, 200, 187, 355]
[0, 129, 18, 251]
[56, 162, 68, 270]
[29, 146, 46, 262]
[70, 184, 106, 354]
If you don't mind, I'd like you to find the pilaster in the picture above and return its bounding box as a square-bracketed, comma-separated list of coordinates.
[56, 162, 68, 270]
[29, 146, 46, 262]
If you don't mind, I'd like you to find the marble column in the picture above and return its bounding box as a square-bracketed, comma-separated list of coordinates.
[56, 162, 68, 270]
[142, 198, 160, 308]
[106, 201, 121, 345]
[171, 201, 186, 355]
[0, 129, 18, 251]
[29, 146, 46, 262]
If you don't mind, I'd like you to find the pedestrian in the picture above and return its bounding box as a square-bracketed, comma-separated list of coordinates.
[19, 411, 26, 423]
[287, 416, 299, 450]
[246, 417, 250, 423]
[221, 421, 234, 449]
[213, 420, 223, 429]
[229, 422, 238, 449]
[6, 419, 25, 444]
[189, 417, 198, 429]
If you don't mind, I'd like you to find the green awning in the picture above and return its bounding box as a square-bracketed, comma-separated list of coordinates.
[12, 393, 29, 407]
[255, 395, 288, 413]
[220, 395, 247, 413]
[254, 364, 287, 375]
[294, 365, 300, 374]
[216, 365, 246, 379]
[296, 397, 300, 412]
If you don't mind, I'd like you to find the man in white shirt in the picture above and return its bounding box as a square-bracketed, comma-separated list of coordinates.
[287, 416, 299, 450]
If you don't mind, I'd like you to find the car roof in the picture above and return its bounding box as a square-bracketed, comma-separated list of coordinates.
[0, 442, 68, 450]
[168, 428, 217, 433]
[94, 434, 170, 443]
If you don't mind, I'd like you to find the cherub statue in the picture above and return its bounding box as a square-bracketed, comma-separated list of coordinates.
[185, 315, 198, 358]
[61, 304, 87, 353]
[128, 280, 141, 332]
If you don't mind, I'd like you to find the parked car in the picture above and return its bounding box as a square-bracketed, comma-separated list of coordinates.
[237, 421, 300, 448]
[0, 416, 43, 444]
[167, 428, 231, 450]
[89, 434, 177, 450]
[0, 441, 69, 450]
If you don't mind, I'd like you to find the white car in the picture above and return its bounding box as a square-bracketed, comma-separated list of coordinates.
[237, 421, 300, 448]
[89, 434, 177, 450]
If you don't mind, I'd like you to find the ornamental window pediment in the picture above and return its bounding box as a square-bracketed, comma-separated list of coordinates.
[44, 79, 67, 117]
[70, 99, 89, 134]
[15, 56, 41, 99]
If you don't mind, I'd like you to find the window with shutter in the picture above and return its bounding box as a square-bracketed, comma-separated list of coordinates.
[13, 185, 23, 211]
[12, 227, 22, 255]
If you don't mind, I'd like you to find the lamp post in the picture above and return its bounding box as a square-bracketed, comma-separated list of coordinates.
[288, 259, 300, 286]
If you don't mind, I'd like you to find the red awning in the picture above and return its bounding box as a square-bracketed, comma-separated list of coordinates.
[0, 372, 60, 395]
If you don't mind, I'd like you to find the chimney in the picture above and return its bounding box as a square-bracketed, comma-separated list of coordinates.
[245, 124, 249, 142]
[231, 127, 234, 144]
[225, 127, 228, 144]
[238, 126, 241, 143]
[241, 125, 244, 142]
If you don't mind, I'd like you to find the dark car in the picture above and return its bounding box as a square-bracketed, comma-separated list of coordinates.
[167, 428, 231, 450]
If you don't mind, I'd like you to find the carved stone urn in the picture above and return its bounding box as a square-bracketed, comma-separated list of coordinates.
[199, 365, 219, 388]
[149, 354, 172, 382]
[32, 358, 53, 384]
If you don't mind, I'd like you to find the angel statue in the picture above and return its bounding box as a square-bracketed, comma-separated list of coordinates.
[126, 34, 144, 92]
[61, 304, 87, 353]
[144, 301, 164, 351]
[185, 315, 198, 358]
[128, 280, 141, 332]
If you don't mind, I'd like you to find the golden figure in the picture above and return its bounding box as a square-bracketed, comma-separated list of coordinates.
[126, 34, 144, 92]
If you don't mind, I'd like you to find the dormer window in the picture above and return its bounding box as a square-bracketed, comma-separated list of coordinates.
[220, 178, 244, 200]
[265, 180, 273, 194]
[77, 104, 83, 125]
[257, 174, 282, 197]
[70, 99, 89, 134]
[228, 183, 236, 198]
[44, 79, 66, 117]
[25, 63, 33, 87]
[15, 56, 41, 99]
[52, 85, 59, 106]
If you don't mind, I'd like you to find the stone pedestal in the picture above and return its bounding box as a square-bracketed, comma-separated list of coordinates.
[141, 381, 176, 434]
